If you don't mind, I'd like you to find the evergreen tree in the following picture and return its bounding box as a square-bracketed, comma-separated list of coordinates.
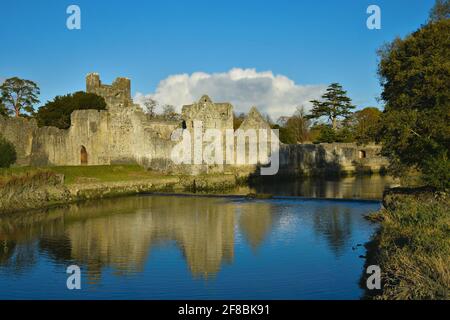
[36, 91, 106, 129]
[0, 99, 11, 117]
[308, 83, 355, 130]
[0, 77, 40, 117]
[429, 0, 449, 22]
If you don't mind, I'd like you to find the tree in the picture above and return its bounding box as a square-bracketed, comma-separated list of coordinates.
[161, 104, 180, 121]
[429, 0, 450, 22]
[0, 135, 17, 168]
[142, 96, 157, 117]
[263, 113, 274, 126]
[0, 77, 40, 117]
[284, 106, 311, 143]
[0, 99, 11, 117]
[308, 83, 355, 130]
[271, 124, 293, 144]
[311, 124, 336, 143]
[353, 107, 382, 145]
[36, 91, 107, 129]
[377, 15, 450, 189]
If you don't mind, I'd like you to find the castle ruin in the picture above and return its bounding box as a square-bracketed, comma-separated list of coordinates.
[0, 73, 388, 176]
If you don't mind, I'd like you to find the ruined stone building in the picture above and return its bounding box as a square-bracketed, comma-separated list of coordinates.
[0, 73, 388, 175]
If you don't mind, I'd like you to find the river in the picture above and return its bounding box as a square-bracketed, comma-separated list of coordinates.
[0, 175, 394, 299]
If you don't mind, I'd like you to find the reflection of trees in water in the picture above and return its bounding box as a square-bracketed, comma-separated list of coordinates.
[312, 206, 353, 256]
[0, 196, 242, 280]
[38, 236, 73, 263]
[0, 241, 38, 275]
[0, 195, 359, 280]
[0, 240, 17, 265]
[250, 175, 394, 199]
[238, 202, 275, 251]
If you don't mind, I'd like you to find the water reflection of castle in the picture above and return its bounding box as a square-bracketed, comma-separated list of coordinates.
[0, 196, 276, 280]
[0, 195, 364, 281]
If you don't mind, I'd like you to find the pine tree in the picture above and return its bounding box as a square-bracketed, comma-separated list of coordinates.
[0, 77, 40, 117]
[308, 83, 355, 130]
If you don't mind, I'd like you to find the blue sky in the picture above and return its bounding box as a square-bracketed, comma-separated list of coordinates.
[0, 0, 435, 117]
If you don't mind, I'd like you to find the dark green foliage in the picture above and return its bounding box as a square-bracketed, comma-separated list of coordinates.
[0, 135, 17, 168]
[309, 124, 355, 144]
[353, 107, 382, 145]
[272, 124, 296, 144]
[36, 91, 107, 129]
[429, 0, 450, 22]
[334, 127, 355, 143]
[377, 18, 450, 189]
[308, 83, 355, 130]
[0, 77, 40, 117]
[421, 151, 450, 190]
[313, 125, 336, 143]
[0, 100, 11, 117]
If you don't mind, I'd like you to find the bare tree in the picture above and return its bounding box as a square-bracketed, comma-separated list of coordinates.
[162, 104, 180, 121]
[142, 96, 157, 117]
[285, 105, 311, 143]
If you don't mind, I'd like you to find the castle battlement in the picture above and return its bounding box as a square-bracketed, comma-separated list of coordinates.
[86, 73, 132, 109]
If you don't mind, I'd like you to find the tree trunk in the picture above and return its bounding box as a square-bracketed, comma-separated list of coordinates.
[332, 117, 337, 130]
[14, 103, 20, 117]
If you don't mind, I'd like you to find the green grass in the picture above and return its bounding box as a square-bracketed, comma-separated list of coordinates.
[1, 165, 169, 185]
[51, 165, 163, 184]
[366, 192, 450, 300]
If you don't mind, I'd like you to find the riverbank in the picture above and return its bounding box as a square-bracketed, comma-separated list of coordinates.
[0, 165, 239, 214]
[363, 187, 449, 300]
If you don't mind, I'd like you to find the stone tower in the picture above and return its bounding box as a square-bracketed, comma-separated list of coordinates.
[86, 73, 133, 109]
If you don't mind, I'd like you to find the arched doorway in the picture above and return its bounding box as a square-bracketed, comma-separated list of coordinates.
[358, 150, 367, 159]
[80, 146, 88, 165]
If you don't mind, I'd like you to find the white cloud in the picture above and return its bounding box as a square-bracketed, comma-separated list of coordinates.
[134, 68, 326, 119]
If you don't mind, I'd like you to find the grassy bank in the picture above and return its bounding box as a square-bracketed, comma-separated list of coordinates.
[0, 165, 240, 214]
[364, 188, 449, 300]
[1, 165, 167, 185]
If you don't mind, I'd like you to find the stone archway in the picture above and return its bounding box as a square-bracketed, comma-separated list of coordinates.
[80, 146, 88, 165]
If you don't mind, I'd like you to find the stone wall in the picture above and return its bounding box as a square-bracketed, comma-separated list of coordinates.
[86, 73, 133, 109]
[182, 95, 233, 132]
[0, 73, 388, 176]
[278, 143, 388, 175]
[0, 74, 179, 168]
[0, 117, 35, 166]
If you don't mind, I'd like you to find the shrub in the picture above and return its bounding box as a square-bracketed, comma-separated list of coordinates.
[313, 125, 336, 143]
[366, 193, 450, 300]
[36, 91, 107, 129]
[0, 135, 17, 168]
[421, 151, 450, 190]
